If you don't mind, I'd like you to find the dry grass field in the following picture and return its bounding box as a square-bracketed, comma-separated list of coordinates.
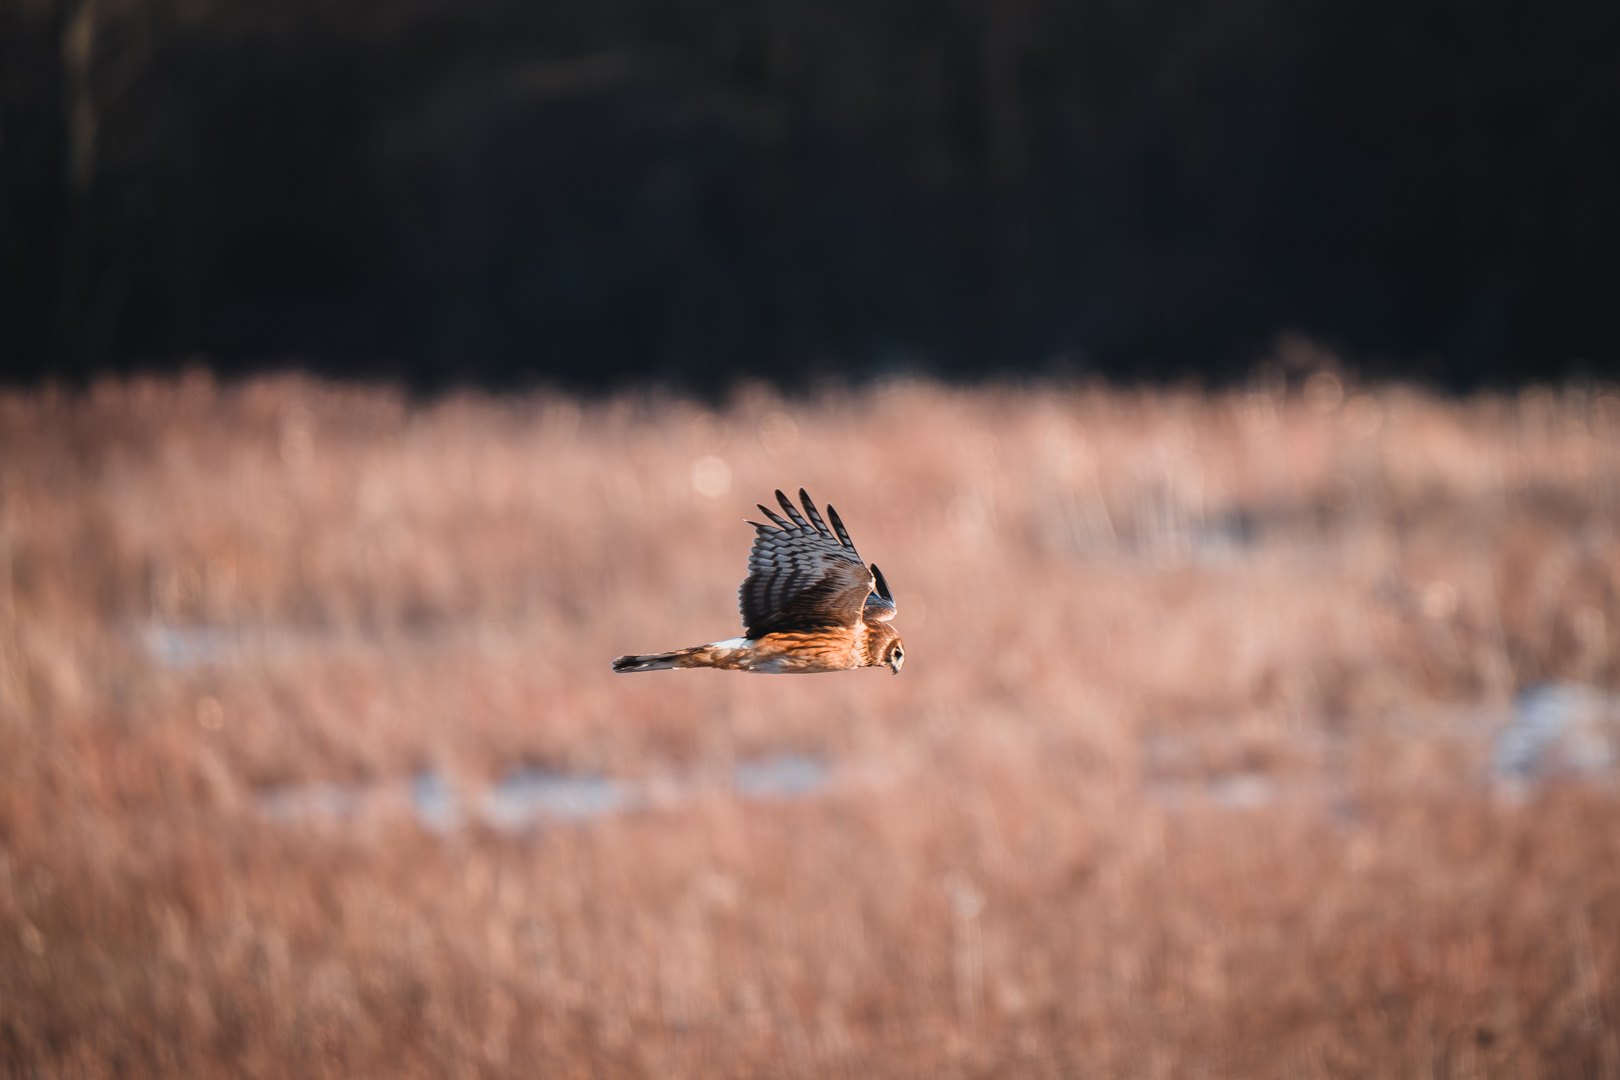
[3, 370, 1620, 1078]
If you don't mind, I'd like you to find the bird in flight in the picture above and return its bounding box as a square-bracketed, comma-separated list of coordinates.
[613, 488, 904, 674]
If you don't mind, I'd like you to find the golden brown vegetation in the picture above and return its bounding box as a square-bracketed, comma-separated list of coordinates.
[3, 372, 1620, 1078]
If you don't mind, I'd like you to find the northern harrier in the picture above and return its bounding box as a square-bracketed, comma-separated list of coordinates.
[612, 489, 904, 674]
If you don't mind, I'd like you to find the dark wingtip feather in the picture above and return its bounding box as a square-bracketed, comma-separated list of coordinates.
[827, 504, 856, 551]
[798, 489, 833, 537]
[776, 489, 810, 529]
[871, 563, 893, 600]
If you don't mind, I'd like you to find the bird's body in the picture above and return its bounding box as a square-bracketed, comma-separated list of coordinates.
[614, 625, 898, 674]
[613, 489, 905, 675]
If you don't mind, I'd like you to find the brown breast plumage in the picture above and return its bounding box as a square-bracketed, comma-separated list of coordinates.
[747, 628, 865, 673]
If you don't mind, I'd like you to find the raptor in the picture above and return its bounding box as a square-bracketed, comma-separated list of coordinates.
[612, 489, 904, 674]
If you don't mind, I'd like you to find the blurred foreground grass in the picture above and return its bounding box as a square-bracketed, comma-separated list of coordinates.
[3, 373, 1620, 1077]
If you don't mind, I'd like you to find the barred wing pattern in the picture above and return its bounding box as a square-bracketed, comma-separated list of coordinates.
[740, 489, 879, 638]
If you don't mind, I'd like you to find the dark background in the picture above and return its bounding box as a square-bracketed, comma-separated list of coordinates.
[3, 0, 1617, 392]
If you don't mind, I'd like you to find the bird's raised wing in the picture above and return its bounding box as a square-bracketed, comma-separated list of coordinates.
[739, 489, 877, 637]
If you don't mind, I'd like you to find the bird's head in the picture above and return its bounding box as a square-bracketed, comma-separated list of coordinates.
[866, 623, 905, 674]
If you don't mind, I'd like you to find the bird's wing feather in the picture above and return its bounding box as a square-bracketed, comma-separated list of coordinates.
[862, 563, 898, 623]
[739, 489, 876, 637]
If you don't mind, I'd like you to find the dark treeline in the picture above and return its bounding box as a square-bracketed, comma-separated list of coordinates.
[3, 0, 1617, 391]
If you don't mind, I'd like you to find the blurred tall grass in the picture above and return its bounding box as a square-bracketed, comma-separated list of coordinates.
[2, 372, 1619, 1076]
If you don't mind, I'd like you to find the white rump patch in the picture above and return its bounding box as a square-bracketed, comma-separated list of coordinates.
[711, 638, 751, 650]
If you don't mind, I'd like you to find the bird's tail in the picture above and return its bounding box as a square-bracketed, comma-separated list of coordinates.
[611, 646, 710, 673]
